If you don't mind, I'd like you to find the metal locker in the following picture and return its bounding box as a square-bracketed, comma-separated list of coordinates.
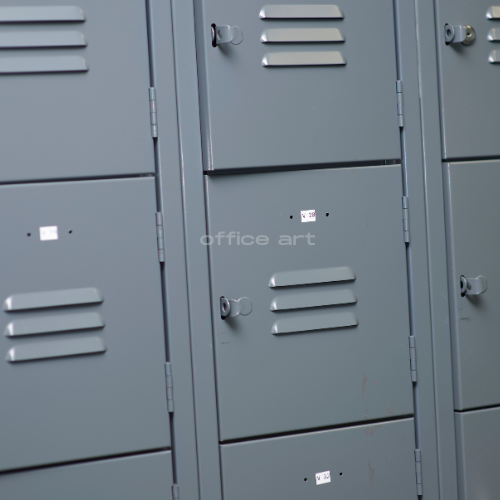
[455, 407, 500, 500]
[220, 418, 417, 500]
[205, 166, 414, 441]
[194, 0, 401, 171]
[0, 450, 174, 500]
[0, 177, 170, 472]
[0, 0, 154, 182]
[435, 0, 500, 159]
[444, 160, 500, 410]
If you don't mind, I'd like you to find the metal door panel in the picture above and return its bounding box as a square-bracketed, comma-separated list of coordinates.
[435, 0, 500, 159]
[195, 0, 401, 171]
[455, 407, 500, 500]
[206, 166, 413, 441]
[0, 451, 173, 500]
[444, 160, 500, 410]
[0, 178, 170, 472]
[0, 0, 154, 182]
[220, 418, 417, 500]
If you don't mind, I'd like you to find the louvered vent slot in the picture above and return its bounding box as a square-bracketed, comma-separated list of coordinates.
[0, 5, 87, 74]
[4, 287, 106, 362]
[488, 28, 500, 41]
[270, 266, 358, 335]
[487, 6, 500, 19]
[260, 4, 345, 67]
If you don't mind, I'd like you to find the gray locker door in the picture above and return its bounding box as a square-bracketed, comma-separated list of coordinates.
[444, 160, 500, 410]
[0, 0, 154, 182]
[0, 177, 170, 472]
[220, 418, 417, 500]
[455, 407, 500, 500]
[0, 451, 173, 500]
[435, 0, 500, 159]
[206, 166, 414, 441]
[195, 0, 401, 171]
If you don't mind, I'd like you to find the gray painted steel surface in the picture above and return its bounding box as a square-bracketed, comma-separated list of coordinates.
[0, 451, 173, 500]
[455, 407, 500, 500]
[220, 418, 417, 500]
[0, 0, 153, 182]
[0, 178, 169, 472]
[194, 0, 401, 170]
[435, 0, 500, 160]
[206, 166, 413, 441]
[444, 160, 500, 410]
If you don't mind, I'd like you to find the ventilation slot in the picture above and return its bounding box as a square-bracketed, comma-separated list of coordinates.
[269, 266, 355, 288]
[271, 289, 356, 311]
[270, 266, 358, 335]
[489, 50, 500, 63]
[272, 312, 358, 335]
[0, 31, 86, 48]
[260, 4, 345, 67]
[0, 6, 87, 74]
[0, 6, 85, 23]
[5, 312, 104, 337]
[261, 28, 344, 43]
[487, 6, 500, 19]
[6, 337, 106, 362]
[4, 288, 103, 311]
[260, 5, 343, 19]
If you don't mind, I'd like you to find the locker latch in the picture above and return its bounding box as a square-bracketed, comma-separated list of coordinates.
[220, 296, 253, 319]
[460, 275, 488, 297]
[211, 24, 243, 47]
[444, 24, 475, 45]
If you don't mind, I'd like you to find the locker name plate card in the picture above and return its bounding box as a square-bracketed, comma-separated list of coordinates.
[301, 210, 316, 222]
[315, 470, 331, 485]
[39, 226, 58, 241]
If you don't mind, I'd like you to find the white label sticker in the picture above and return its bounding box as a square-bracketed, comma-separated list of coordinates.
[39, 226, 58, 241]
[315, 471, 331, 485]
[301, 210, 316, 222]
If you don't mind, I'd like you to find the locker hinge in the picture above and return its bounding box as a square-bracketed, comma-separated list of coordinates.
[165, 362, 174, 413]
[149, 87, 158, 138]
[396, 80, 404, 128]
[156, 212, 165, 262]
[402, 196, 410, 243]
[172, 484, 180, 500]
[415, 449, 423, 496]
[409, 336, 417, 383]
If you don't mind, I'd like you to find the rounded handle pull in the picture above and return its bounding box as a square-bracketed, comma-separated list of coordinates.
[220, 297, 253, 319]
[460, 275, 488, 297]
[212, 24, 243, 47]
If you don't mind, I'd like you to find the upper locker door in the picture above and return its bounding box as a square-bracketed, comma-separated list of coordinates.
[435, 0, 500, 159]
[0, 0, 153, 182]
[194, 0, 401, 171]
[206, 166, 414, 441]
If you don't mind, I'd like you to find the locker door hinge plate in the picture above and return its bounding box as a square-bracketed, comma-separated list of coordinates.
[402, 196, 410, 243]
[172, 484, 180, 500]
[149, 87, 158, 138]
[156, 212, 165, 262]
[415, 449, 423, 496]
[165, 362, 174, 413]
[409, 336, 417, 383]
[396, 80, 404, 128]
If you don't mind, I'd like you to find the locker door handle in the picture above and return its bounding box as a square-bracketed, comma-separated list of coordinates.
[220, 297, 253, 319]
[460, 275, 488, 297]
[444, 24, 475, 45]
[211, 24, 243, 47]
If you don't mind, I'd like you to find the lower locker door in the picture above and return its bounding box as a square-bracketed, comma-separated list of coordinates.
[0, 451, 173, 500]
[444, 160, 500, 410]
[455, 407, 500, 500]
[205, 166, 414, 441]
[220, 418, 418, 500]
[0, 178, 170, 471]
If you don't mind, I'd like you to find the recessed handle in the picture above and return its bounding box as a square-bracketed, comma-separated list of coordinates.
[211, 24, 243, 47]
[460, 275, 488, 297]
[445, 24, 476, 45]
[220, 296, 252, 319]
